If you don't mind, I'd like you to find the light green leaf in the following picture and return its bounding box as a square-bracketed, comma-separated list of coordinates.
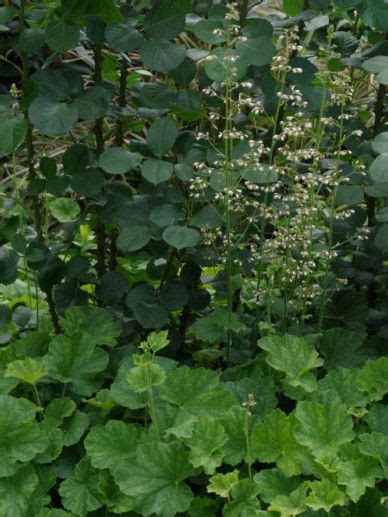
[98, 147, 142, 174]
[5, 357, 46, 385]
[110, 356, 176, 410]
[225, 375, 277, 418]
[319, 367, 368, 412]
[0, 116, 27, 153]
[49, 198, 80, 223]
[141, 39, 186, 72]
[220, 407, 252, 466]
[306, 479, 347, 512]
[258, 334, 323, 392]
[96, 469, 134, 514]
[223, 479, 261, 516]
[365, 403, 388, 434]
[59, 459, 102, 515]
[268, 483, 309, 516]
[283, 0, 304, 16]
[358, 432, 388, 476]
[185, 416, 228, 474]
[85, 420, 139, 471]
[207, 470, 239, 498]
[114, 441, 194, 517]
[146, 330, 170, 353]
[62, 410, 89, 447]
[160, 365, 236, 419]
[190, 307, 246, 343]
[254, 469, 301, 505]
[0, 395, 49, 477]
[42, 333, 108, 396]
[43, 397, 76, 427]
[163, 408, 197, 440]
[126, 362, 166, 392]
[0, 466, 38, 515]
[294, 397, 355, 463]
[337, 457, 383, 502]
[147, 117, 178, 158]
[357, 357, 388, 402]
[251, 409, 311, 476]
[163, 225, 201, 250]
[62, 306, 121, 347]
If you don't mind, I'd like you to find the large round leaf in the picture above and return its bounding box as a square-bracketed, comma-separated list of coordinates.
[70, 168, 104, 197]
[98, 147, 142, 174]
[146, 117, 178, 157]
[163, 226, 201, 250]
[0, 116, 27, 153]
[236, 37, 276, 67]
[372, 132, 388, 154]
[144, 0, 191, 39]
[49, 198, 80, 223]
[75, 86, 111, 121]
[105, 22, 143, 52]
[141, 159, 173, 185]
[205, 48, 248, 82]
[0, 248, 18, 285]
[29, 97, 78, 136]
[369, 154, 388, 183]
[117, 226, 151, 252]
[141, 39, 186, 72]
[45, 20, 80, 52]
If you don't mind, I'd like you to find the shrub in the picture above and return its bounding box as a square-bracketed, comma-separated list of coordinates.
[0, 0, 387, 515]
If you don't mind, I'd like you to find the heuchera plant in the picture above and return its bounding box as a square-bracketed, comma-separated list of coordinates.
[0, 0, 388, 515]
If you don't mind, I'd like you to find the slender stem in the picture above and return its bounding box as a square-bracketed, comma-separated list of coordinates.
[45, 287, 61, 334]
[93, 44, 105, 154]
[115, 57, 128, 147]
[93, 44, 107, 279]
[34, 271, 39, 330]
[32, 384, 42, 407]
[147, 361, 160, 440]
[251, 75, 286, 346]
[318, 104, 344, 335]
[224, 25, 234, 363]
[19, 0, 42, 241]
[317, 186, 337, 336]
[239, 0, 249, 26]
[61, 383, 67, 399]
[244, 411, 253, 481]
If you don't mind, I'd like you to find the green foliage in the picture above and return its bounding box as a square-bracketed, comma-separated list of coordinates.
[1, 0, 388, 514]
